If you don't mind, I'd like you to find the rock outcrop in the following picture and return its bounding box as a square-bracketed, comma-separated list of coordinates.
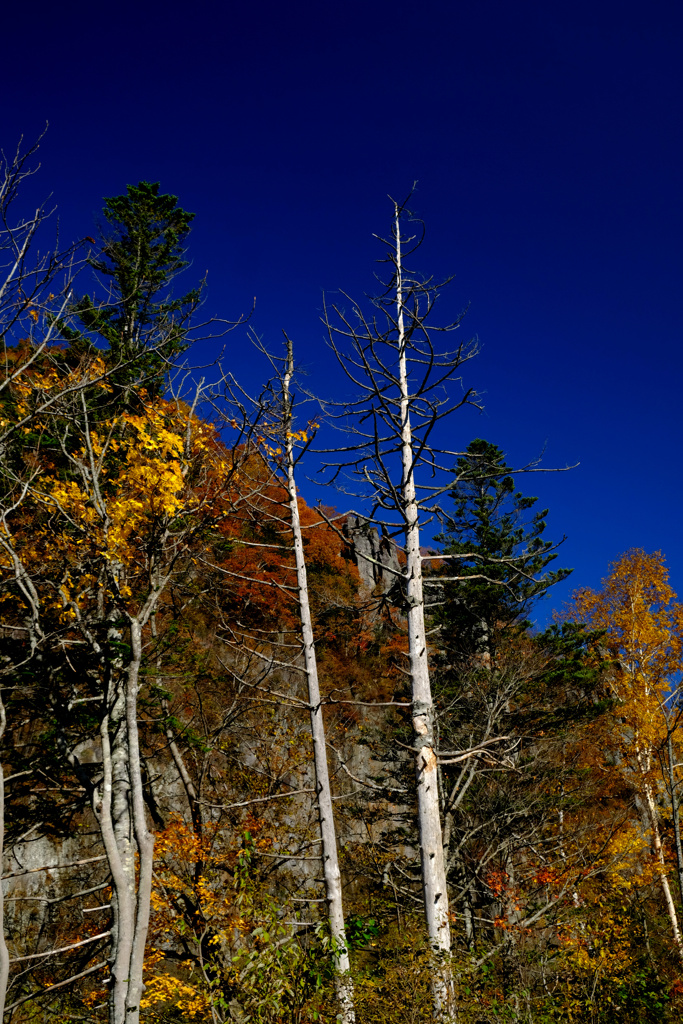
[343, 515, 400, 593]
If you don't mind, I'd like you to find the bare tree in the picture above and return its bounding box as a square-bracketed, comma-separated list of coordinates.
[318, 194, 480, 1017]
[280, 338, 355, 1022]
[209, 343, 356, 1022]
[0, 133, 89, 1018]
[0, 354, 256, 1021]
[0, 132, 83, 407]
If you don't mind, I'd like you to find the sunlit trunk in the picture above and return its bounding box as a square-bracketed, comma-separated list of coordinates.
[96, 621, 155, 1024]
[125, 619, 155, 1023]
[395, 205, 453, 1017]
[643, 778, 683, 960]
[283, 342, 355, 1024]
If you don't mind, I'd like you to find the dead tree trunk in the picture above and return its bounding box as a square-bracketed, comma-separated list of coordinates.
[395, 224, 454, 966]
[319, 196, 480, 1017]
[282, 340, 355, 1024]
[394, 214, 453, 1013]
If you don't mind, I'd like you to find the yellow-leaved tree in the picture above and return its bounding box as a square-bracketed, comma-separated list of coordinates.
[0, 344, 243, 1023]
[568, 549, 683, 960]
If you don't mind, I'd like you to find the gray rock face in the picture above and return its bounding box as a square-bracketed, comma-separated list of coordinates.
[343, 515, 400, 593]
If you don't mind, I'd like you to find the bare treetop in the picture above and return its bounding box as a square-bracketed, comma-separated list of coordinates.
[316, 194, 481, 524]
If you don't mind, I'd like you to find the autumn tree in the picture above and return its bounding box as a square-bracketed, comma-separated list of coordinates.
[568, 549, 683, 961]
[0, 179, 240, 1022]
[0, 352, 246, 1020]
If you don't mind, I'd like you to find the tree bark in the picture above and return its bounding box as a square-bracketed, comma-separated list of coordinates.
[283, 342, 355, 1024]
[395, 205, 453, 1016]
[95, 621, 155, 1024]
[124, 618, 155, 1024]
[643, 778, 683, 961]
[98, 674, 135, 1024]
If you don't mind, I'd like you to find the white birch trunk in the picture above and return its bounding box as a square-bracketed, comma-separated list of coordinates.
[633, 723, 683, 961]
[101, 678, 136, 1024]
[124, 619, 155, 1023]
[282, 343, 355, 1024]
[394, 205, 453, 1016]
[96, 621, 155, 1024]
[643, 779, 683, 960]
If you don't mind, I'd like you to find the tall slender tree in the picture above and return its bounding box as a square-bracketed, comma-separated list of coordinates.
[281, 338, 355, 1022]
[212, 339, 356, 1021]
[319, 195, 480, 1018]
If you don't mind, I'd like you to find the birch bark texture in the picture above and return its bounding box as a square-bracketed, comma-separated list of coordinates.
[395, 224, 452, 961]
[96, 632, 155, 1024]
[319, 196, 479, 1017]
[281, 339, 356, 1024]
[643, 778, 683, 960]
[665, 730, 683, 912]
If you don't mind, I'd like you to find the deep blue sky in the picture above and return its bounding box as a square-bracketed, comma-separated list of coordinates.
[4, 0, 682, 621]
